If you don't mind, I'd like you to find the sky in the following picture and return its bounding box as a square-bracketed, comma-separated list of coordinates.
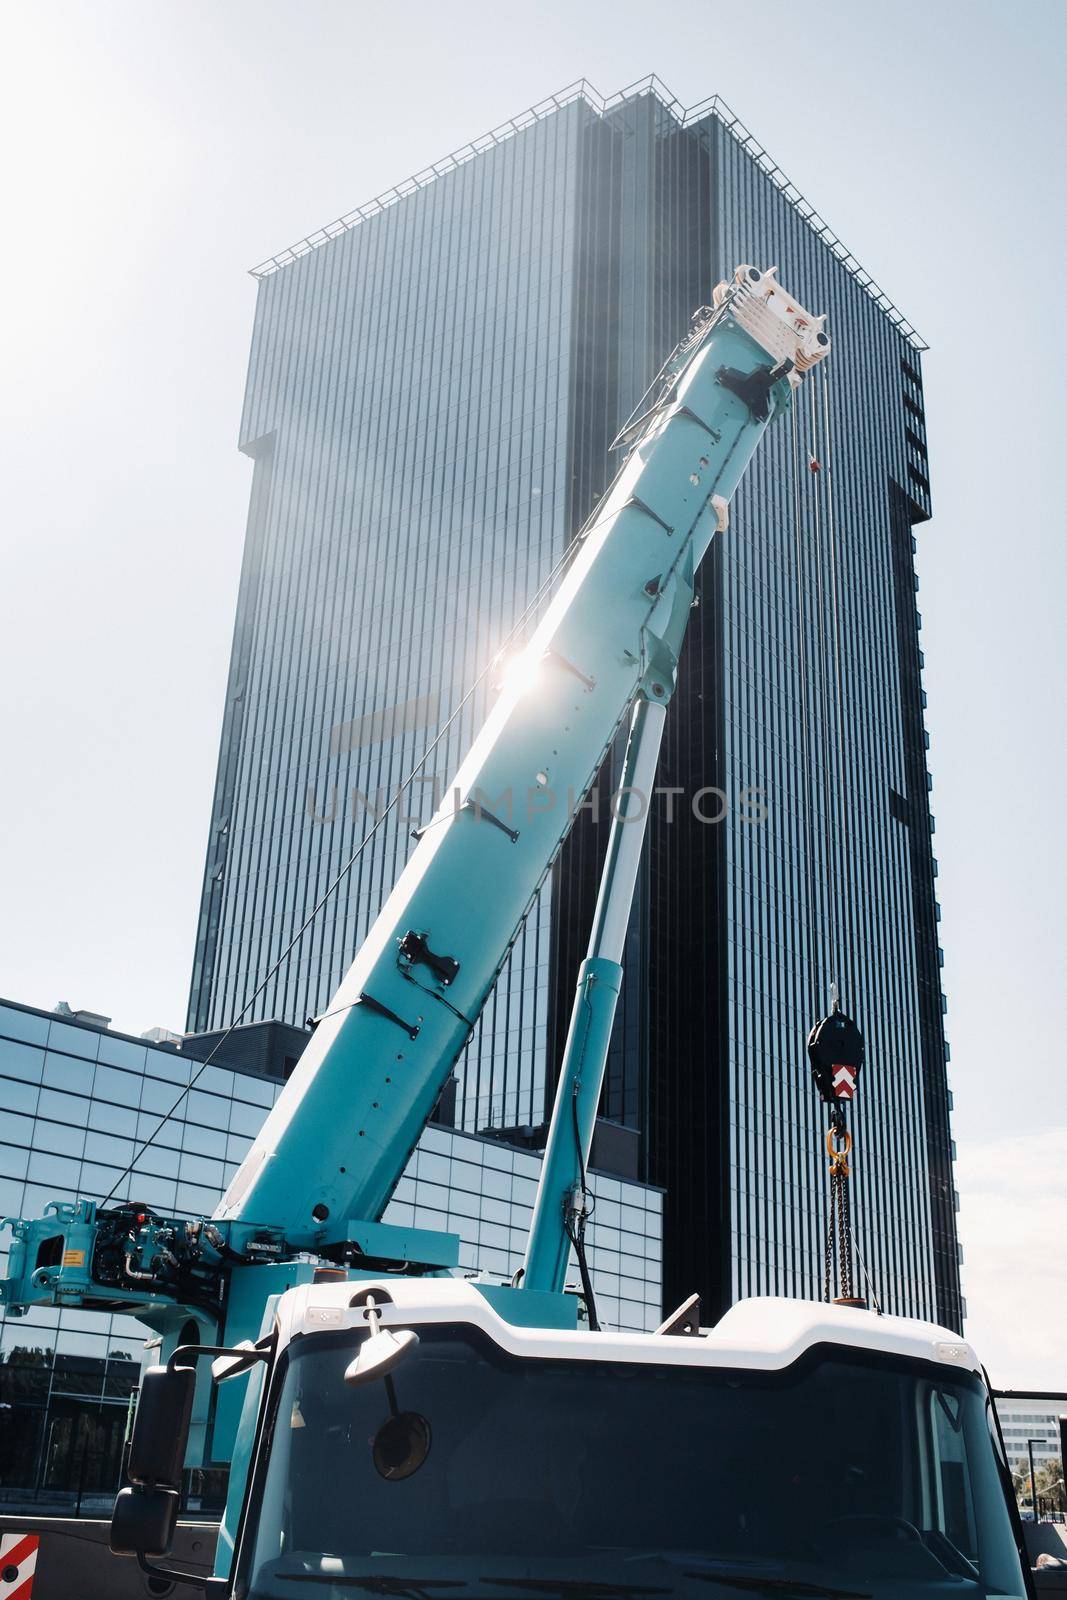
[0, 0, 1064, 1387]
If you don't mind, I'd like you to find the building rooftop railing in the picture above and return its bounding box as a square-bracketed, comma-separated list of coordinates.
[249, 75, 927, 353]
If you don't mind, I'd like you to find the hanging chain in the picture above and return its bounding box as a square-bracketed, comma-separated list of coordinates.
[836, 1153, 854, 1301]
[822, 1184, 836, 1303]
[823, 1115, 856, 1303]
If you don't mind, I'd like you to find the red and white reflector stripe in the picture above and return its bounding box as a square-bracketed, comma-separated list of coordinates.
[0, 1532, 39, 1600]
[832, 1064, 857, 1100]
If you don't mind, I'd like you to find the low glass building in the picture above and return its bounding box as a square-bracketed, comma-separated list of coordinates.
[0, 998, 661, 1508]
[995, 1394, 1067, 1471]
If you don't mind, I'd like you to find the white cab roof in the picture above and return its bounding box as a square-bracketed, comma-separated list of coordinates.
[273, 1277, 983, 1379]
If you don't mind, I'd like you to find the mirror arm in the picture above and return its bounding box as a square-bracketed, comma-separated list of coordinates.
[167, 1340, 272, 1374]
[136, 1552, 231, 1597]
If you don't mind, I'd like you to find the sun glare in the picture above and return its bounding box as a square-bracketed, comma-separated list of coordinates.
[494, 646, 545, 700]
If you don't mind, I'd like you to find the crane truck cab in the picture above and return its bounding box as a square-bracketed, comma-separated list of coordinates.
[117, 1279, 1031, 1600]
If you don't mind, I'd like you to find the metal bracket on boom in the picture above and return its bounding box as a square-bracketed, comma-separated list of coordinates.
[672, 404, 723, 444]
[356, 991, 422, 1039]
[461, 797, 520, 843]
[717, 358, 795, 422]
[543, 648, 596, 692]
[397, 929, 460, 987]
[624, 495, 674, 536]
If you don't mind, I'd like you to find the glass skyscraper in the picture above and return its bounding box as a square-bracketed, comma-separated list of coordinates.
[187, 78, 960, 1332]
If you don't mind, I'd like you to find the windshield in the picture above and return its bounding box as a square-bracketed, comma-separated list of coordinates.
[243, 1326, 1025, 1600]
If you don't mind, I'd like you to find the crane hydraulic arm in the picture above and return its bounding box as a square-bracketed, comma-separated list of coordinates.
[1, 264, 828, 1337]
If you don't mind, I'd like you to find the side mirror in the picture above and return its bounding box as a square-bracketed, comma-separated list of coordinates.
[111, 1484, 179, 1557]
[110, 1344, 266, 1593]
[111, 1362, 194, 1565]
[127, 1363, 196, 1495]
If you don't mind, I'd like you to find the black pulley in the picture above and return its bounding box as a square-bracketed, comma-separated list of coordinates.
[807, 1006, 864, 1104]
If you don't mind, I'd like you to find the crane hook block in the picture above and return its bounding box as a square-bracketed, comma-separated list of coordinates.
[807, 1008, 864, 1104]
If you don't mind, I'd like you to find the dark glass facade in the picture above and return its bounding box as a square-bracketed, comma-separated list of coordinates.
[188, 80, 960, 1331]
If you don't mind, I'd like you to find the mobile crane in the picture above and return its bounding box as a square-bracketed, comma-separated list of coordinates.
[1, 268, 1033, 1600]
